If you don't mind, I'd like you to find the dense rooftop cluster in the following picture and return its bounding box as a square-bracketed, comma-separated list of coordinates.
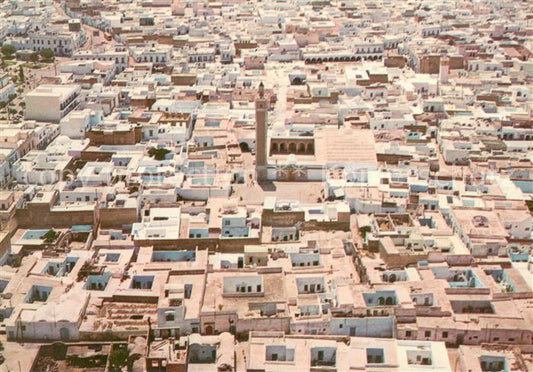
[0, 0, 531, 371]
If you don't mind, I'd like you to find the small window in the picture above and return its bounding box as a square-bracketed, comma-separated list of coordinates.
[425, 331, 431, 337]
[442, 331, 448, 338]
[165, 312, 175, 322]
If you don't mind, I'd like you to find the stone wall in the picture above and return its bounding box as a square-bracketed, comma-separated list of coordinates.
[384, 56, 406, 68]
[262, 210, 305, 227]
[419, 55, 441, 74]
[87, 127, 141, 146]
[99, 207, 138, 229]
[136, 236, 261, 253]
[16, 206, 96, 229]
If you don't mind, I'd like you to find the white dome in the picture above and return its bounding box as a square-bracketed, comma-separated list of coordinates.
[55, 135, 71, 145]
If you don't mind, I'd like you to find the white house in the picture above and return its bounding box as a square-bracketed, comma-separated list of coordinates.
[25, 85, 82, 123]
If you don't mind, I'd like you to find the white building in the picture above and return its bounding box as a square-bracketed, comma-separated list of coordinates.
[130, 45, 172, 64]
[6, 291, 89, 341]
[77, 161, 114, 186]
[29, 31, 87, 57]
[132, 207, 181, 241]
[73, 46, 129, 72]
[60, 109, 104, 140]
[0, 74, 15, 103]
[247, 334, 452, 371]
[12, 151, 71, 185]
[25, 85, 81, 123]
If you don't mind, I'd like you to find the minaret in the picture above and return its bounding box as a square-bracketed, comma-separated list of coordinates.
[439, 56, 450, 84]
[255, 82, 268, 182]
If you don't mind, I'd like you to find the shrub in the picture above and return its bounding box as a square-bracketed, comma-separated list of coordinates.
[148, 147, 171, 160]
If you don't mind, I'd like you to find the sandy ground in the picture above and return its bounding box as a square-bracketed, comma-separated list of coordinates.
[234, 180, 325, 205]
[0, 335, 40, 372]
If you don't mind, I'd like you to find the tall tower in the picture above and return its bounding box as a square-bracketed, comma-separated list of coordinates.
[439, 56, 450, 84]
[255, 82, 268, 182]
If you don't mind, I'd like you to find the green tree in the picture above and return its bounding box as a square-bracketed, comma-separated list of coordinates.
[0, 102, 6, 119]
[18, 66, 24, 82]
[29, 52, 39, 63]
[43, 229, 58, 243]
[109, 345, 129, 371]
[148, 147, 171, 160]
[359, 225, 371, 239]
[1, 44, 16, 58]
[39, 48, 55, 62]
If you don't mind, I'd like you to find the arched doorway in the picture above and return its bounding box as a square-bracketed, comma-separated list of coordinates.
[205, 325, 214, 335]
[60, 327, 70, 341]
[298, 143, 306, 153]
[289, 143, 296, 153]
